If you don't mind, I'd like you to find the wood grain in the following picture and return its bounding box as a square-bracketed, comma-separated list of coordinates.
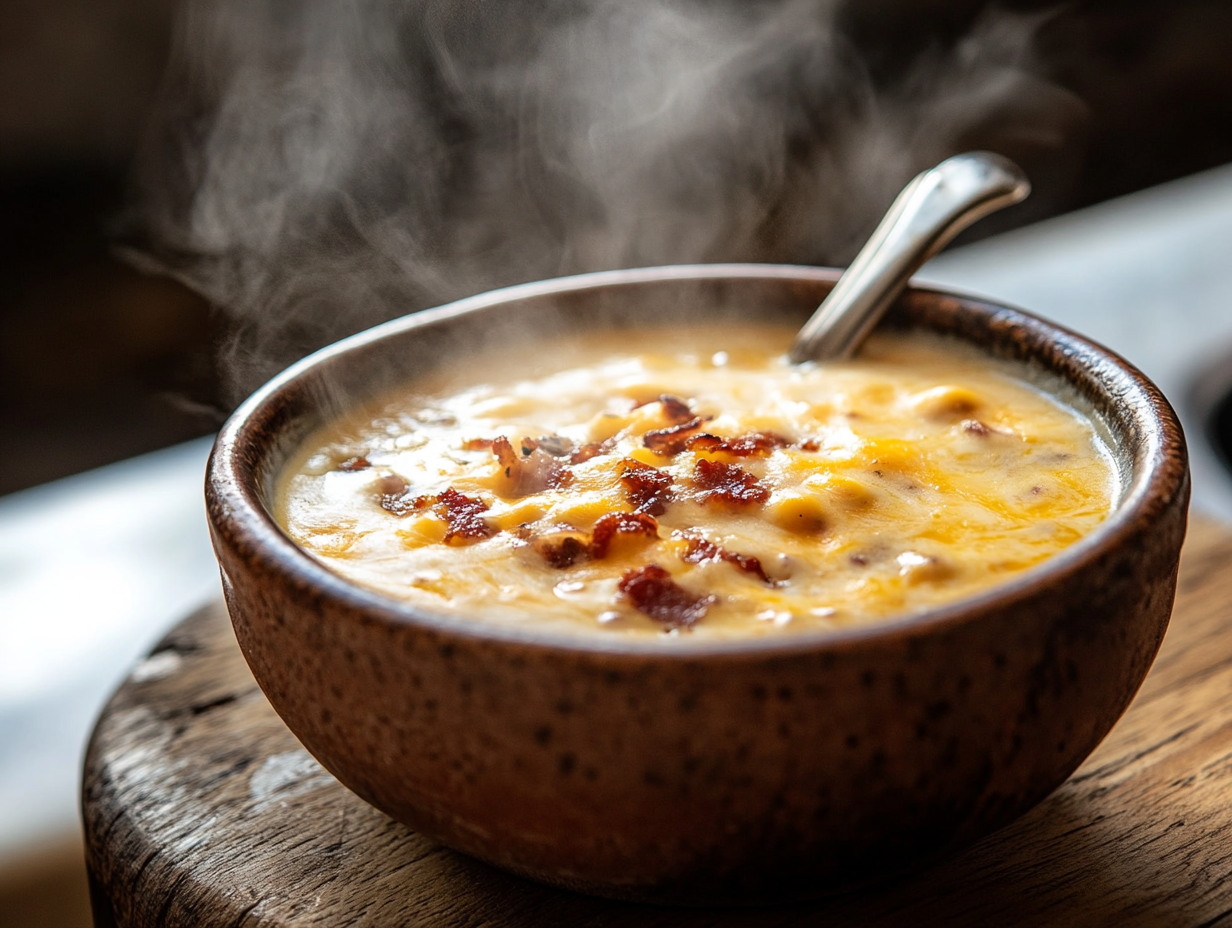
[83, 517, 1232, 927]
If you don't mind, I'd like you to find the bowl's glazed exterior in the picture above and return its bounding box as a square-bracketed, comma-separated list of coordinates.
[207, 265, 1189, 905]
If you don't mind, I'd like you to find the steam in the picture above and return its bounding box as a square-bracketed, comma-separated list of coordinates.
[124, 0, 1084, 403]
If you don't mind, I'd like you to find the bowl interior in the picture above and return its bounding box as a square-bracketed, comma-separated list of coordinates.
[217, 264, 1180, 650]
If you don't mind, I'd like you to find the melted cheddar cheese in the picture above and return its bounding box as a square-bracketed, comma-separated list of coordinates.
[276, 327, 1117, 639]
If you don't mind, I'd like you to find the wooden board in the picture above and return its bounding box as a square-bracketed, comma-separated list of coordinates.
[83, 517, 1232, 927]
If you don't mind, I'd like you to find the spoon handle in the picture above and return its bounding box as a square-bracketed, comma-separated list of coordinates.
[789, 152, 1030, 363]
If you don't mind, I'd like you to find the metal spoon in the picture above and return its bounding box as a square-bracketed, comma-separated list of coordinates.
[789, 151, 1030, 364]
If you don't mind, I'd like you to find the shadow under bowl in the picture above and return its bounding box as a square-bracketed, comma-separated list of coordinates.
[206, 265, 1189, 905]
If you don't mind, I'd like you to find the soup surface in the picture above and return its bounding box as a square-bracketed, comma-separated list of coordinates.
[276, 326, 1118, 639]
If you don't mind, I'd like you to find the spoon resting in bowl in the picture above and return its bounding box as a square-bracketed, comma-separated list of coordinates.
[789, 151, 1030, 364]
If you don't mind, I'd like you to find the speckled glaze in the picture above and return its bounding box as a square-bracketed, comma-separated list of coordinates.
[207, 266, 1189, 905]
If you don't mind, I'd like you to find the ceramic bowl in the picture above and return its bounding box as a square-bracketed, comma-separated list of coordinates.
[206, 265, 1188, 905]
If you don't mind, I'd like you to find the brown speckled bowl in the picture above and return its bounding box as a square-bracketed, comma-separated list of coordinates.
[207, 265, 1188, 905]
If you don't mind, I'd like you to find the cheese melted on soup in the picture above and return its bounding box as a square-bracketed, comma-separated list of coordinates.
[276, 327, 1118, 639]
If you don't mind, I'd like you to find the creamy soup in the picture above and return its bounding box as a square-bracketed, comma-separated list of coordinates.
[276, 326, 1118, 639]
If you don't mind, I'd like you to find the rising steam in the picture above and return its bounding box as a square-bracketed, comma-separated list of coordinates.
[124, 0, 1085, 403]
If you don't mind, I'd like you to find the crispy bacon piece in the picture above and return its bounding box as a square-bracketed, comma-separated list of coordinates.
[643, 417, 705, 455]
[682, 433, 719, 452]
[493, 436, 574, 496]
[570, 437, 616, 464]
[618, 564, 716, 630]
[677, 531, 772, 583]
[693, 458, 769, 505]
[436, 488, 495, 543]
[380, 495, 423, 516]
[337, 456, 371, 471]
[589, 512, 659, 559]
[521, 512, 659, 567]
[385, 486, 494, 542]
[631, 394, 693, 423]
[461, 438, 494, 451]
[533, 435, 575, 457]
[526, 529, 592, 568]
[618, 459, 674, 515]
[685, 432, 790, 458]
[658, 395, 694, 423]
[493, 435, 520, 470]
[376, 474, 422, 515]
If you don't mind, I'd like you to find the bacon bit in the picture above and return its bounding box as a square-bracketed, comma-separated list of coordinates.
[962, 419, 992, 437]
[436, 488, 495, 543]
[493, 435, 518, 471]
[693, 459, 769, 505]
[643, 417, 705, 455]
[685, 432, 790, 458]
[376, 474, 421, 515]
[527, 529, 592, 568]
[631, 394, 694, 423]
[380, 496, 423, 516]
[461, 438, 494, 451]
[797, 439, 820, 452]
[385, 486, 493, 542]
[517, 435, 575, 458]
[493, 436, 574, 496]
[570, 437, 616, 464]
[618, 564, 716, 630]
[618, 459, 674, 515]
[659, 395, 694, 423]
[522, 512, 659, 568]
[589, 512, 659, 559]
[338, 456, 371, 471]
[683, 432, 719, 450]
[677, 532, 772, 584]
[535, 435, 575, 458]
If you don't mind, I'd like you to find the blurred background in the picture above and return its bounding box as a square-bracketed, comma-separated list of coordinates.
[5, 0, 1232, 497]
[3, 0, 1232, 923]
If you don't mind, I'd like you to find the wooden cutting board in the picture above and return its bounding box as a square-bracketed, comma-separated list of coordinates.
[83, 516, 1232, 927]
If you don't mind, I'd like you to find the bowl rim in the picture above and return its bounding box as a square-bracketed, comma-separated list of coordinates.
[208, 263, 1188, 658]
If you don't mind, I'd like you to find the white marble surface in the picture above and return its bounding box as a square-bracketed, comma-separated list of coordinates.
[0, 436, 218, 865]
[2, 161, 1232, 866]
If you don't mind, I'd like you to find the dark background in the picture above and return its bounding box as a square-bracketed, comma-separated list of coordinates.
[3, 0, 1232, 497]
